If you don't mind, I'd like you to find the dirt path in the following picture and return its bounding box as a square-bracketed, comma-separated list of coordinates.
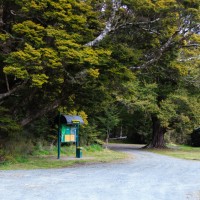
[1, 144, 200, 200]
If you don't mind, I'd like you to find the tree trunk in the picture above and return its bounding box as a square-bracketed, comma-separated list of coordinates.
[105, 129, 110, 149]
[145, 116, 167, 149]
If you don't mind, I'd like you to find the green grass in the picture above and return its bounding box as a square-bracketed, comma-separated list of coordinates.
[0, 144, 128, 170]
[149, 144, 200, 160]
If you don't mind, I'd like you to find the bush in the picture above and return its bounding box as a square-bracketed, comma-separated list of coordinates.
[84, 144, 103, 152]
[80, 124, 101, 145]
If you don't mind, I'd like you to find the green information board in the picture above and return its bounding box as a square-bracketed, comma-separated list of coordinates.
[55, 114, 84, 159]
[61, 125, 76, 143]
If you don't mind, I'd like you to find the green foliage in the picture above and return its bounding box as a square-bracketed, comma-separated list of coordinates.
[0, 144, 127, 170]
[4, 137, 34, 157]
[96, 105, 120, 134]
[4, 43, 63, 87]
[33, 141, 56, 156]
[0, 0, 200, 155]
[150, 144, 200, 161]
[13, 20, 45, 47]
[0, 107, 22, 137]
[84, 144, 103, 152]
[80, 124, 102, 146]
[0, 107, 24, 161]
[25, 117, 55, 141]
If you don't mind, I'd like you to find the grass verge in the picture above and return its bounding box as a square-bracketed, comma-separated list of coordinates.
[149, 144, 200, 161]
[0, 144, 128, 170]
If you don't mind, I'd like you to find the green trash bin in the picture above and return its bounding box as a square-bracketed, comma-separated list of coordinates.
[76, 147, 82, 158]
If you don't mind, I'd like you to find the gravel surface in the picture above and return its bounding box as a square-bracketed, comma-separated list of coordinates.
[1, 144, 200, 200]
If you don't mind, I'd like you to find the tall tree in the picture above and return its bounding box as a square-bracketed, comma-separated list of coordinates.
[100, 0, 200, 148]
[0, 0, 199, 149]
[0, 0, 111, 126]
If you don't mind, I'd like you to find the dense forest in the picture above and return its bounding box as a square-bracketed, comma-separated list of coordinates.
[0, 0, 200, 159]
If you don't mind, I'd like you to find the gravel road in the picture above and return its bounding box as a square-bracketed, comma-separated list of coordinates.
[1, 144, 200, 200]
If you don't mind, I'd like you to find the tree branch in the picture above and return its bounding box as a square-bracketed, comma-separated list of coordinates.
[182, 44, 200, 48]
[20, 100, 60, 126]
[5, 74, 10, 91]
[129, 30, 181, 70]
[0, 81, 27, 101]
[85, 0, 121, 47]
[178, 56, 200, 62]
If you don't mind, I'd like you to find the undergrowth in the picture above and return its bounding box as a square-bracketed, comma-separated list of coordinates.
[0, 144, 126, 170]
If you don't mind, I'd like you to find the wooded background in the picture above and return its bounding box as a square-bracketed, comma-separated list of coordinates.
[0, 0, 200, 159]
